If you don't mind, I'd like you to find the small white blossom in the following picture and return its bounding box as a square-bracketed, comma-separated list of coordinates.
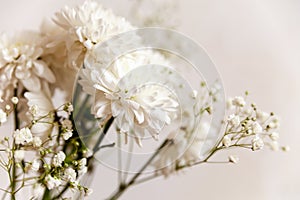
[11, 96, 19, 104]
[227, 114, 240, 127]
[62, 130, 73, 140]
[229, 155, 239, 164]
[14, 127, 33, 145]
[45, 175, 62, 190]
[14, 150, 25, 162]
[32, 136, 42, 147]
[64, 168, 77, 182]
[251, 121, 263, 134]
[270, 141, 279, 151]
[0, 108, 7, 123]
[222, 135, 231, 148]
[269, 132, 279, 141]
[78, 166, 88, 176]
[232, 96, 246, 107]
[52, 151, 66, 167]
[31, 159, 40, 171]
[83, 148, 93, 158]
[256, 110, 269, 122]
[61, 119, 73, 130]
[252, 137, 264, 151]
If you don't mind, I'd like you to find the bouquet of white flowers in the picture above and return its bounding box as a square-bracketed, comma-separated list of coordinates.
[0, 0, 288, 199]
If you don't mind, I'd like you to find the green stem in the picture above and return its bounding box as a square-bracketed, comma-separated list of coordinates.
[108, 139, 172, 200]
[93, 117, 114, 153]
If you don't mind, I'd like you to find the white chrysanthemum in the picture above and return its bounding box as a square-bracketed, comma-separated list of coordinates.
[45, 175, 62, 190]
[53, 0, 133, 50]
[0, 33, 55, 102]
[52, 151, 66, 167]
[14, 127, 33, 145]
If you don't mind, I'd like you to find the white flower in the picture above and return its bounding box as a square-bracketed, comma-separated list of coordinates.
[251, 121, 263, 134]
[14, 150, 25, 162]
[269, 132, 279, 141]
[282, 146, 290, 152]
[61, 119, 73, 130]
[52, 151, 66, 167]
[252, 137, 264, 151]
[78, 166, 88, 176]
[256, 110, 269, 122]
[45, 175, 62, 190]
[270, 141, 279, 151]
[62, 130, 73, 140]
[0, 33, 55, 102]
[32, 136, 42, 147]
[229, 155, 239, 164]
[11, 96, 19, 104]
[64, 168, 77, 182]
[31, 159, 40, 171]
[0, 108, 7, 123]
[232, 96, 246, 107]
[14, 127, 33, 145]
[227, 114, 240, 127]
[222, 135, 231, 148]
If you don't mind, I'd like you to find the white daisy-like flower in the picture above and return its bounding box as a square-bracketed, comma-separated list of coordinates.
[0, 32, 55, 102]
[52, 151, 66, 167]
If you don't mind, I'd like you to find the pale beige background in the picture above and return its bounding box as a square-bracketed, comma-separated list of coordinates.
[0, 0, 299, 199]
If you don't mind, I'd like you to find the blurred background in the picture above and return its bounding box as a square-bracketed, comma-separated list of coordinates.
[0, 0, 299, 199]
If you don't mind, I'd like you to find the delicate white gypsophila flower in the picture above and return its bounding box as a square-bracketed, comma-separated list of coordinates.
[62, 130, 73, 140]
[270, 141, 279, 151]
[0, 33, 55, 102]
[5, 104, 11, 110]
[14, 150, 25, 162]
[32, 136, 42, 147]
[14, 127, 33, 145]
[268, 117, 280, 129]
[31, 159, 40, 171]
[0, 108, 7, 123]
[45, 175, 62, 190]
[256, 110, 269, 122]
[64, 168, 77, 182]
[78, 166, 88, 176]
[229, 155, 239, 164]
[252, 137, 264, 151]
[64, 103, 73, 114]
[52, 151, 66, 167]
[222, 135, 231, 148]
[11, 96, 19, 104]
[232, 96, 246, 107]
[227, 114, 240, 127]
[61, 119, 73, 130]
[269, 132, 279, 141]
[251, 121, 263, 134]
